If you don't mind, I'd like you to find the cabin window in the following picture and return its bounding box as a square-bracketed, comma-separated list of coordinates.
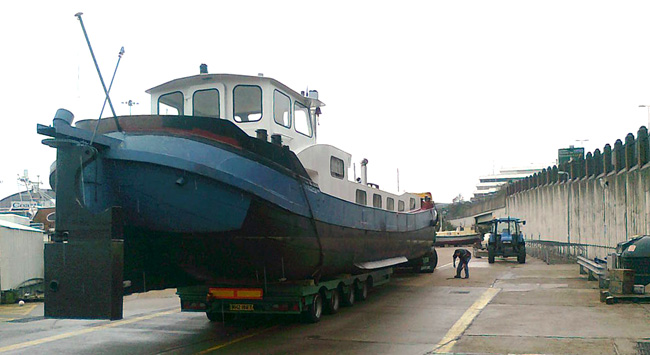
[294, 101, 312, 137]
[330, 156, 345, 179]
[273, 90, 291, 128]
[158, 91, 183, 115]
[409, 198, 416, 210]
[373, 194, 382, 208]
[233, 85, 262, 122]
[398, 200, 405, 212]
[193, 89, 220, 118]
[355, 189, 367, 205]
[387, 197, 395, 211]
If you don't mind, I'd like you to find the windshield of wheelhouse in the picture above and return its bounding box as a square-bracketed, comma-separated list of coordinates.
[158, 91, 183, 115]
[193, 89, 220, 118]
[233, 85, 262, 122]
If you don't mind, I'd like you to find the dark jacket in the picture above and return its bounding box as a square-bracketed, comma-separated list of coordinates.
[453, 249, 471, 263]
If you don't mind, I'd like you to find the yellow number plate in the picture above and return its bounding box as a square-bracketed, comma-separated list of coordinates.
[229, 303, 254, 311]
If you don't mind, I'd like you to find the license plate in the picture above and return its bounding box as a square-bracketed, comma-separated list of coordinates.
[229, 303, 254, 311]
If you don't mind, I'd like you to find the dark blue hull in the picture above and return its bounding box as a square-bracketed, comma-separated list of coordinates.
[102, 158, 435, 288]
[41, 115, 437, 290]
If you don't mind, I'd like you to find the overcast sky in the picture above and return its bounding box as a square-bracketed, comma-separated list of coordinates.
[2, 1, 650, 203]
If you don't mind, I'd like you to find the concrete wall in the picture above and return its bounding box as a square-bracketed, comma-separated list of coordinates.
[447, 126, 650, 260]
[508, 163, 649, 259]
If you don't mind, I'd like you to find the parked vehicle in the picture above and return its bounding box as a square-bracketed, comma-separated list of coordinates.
[485, 218, 526, 264]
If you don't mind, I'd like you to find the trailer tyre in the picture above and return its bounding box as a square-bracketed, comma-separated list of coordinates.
[302, 293, 323, 323]
[423, 250, 438, 273]
[206, 311, 232, 322]
[356, 281, 368, 301]
[325, 289, 340, 314]
[342, 286, 355, 307]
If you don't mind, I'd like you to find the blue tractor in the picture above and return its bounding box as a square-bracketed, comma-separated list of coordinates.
[486, 218, 526, 264]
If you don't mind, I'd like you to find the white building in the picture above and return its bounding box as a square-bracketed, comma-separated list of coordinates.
[473, 167, 545, 199]
[0, 216, 44, 293]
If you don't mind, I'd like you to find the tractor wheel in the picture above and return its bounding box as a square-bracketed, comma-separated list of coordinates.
[518, 248, 526, 264]
[488, 246, 495, 264]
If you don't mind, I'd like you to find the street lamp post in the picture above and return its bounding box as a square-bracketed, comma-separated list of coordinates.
[122, 100, 139, 115]
[638, 105, 650, 128]
[558, 171, 570, 252]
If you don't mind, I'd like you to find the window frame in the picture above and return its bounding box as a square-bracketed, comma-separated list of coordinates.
[398, 200, 405, 212]
[355, 189, 367, 205]
[294, 101, 313, 137]
[330, 156, 345, 179]
[192, 88, 220, 118]
[409, 198, 416, 210]
[158, 91, 184, 115]
[273, 90, 292, 128]
[387, 197, 395, 211]
[373, 194, 382, 208]
[233, 85, 263, 123]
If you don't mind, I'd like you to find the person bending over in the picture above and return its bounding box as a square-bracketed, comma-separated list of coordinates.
[453, 248, 471, 279]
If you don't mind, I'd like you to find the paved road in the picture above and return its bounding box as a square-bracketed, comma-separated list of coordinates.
[1, 247, 649, 354]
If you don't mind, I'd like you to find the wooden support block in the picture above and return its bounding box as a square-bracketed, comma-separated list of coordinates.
[609, 280, 634, 295]
[609, 269, 634, 283]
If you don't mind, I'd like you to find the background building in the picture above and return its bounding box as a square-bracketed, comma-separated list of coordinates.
[473, 167, 544, 199]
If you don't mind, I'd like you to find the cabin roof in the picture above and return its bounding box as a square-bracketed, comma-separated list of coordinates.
[146, 73, 325, 108]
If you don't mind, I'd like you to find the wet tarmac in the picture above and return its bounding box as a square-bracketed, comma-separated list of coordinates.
[1, 247, 649, 354]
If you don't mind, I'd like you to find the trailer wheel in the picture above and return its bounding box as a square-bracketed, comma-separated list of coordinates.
[206, 311, 232, 322]
[422, 250, 438, 273]
[206, 312, 219, 322]
[356, 281, 368, 301]
[325, 289, 340, 314]
[342, 285, 355, 306]
[431, 249, 438, 269]
[302, 293, 323, 323]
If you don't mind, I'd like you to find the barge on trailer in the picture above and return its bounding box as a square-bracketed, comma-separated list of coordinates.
[38, 65, 439, 311]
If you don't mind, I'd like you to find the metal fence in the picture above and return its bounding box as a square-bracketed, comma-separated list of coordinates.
[526, 240, 590, 264]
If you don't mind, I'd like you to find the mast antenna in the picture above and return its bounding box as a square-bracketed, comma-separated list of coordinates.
[74, 12, 123, 133]
[91, 46, 125, 144]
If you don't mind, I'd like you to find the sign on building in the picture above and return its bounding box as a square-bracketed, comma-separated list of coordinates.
[558, 146, 584, 165]
[10, 201, 37, 210]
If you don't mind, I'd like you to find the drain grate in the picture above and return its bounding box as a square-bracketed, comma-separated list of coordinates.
[638, 342, 650, 355]
[450, 291, 470, 294]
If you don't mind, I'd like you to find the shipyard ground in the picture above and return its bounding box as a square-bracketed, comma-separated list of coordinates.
[1, 247, 649, 355]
